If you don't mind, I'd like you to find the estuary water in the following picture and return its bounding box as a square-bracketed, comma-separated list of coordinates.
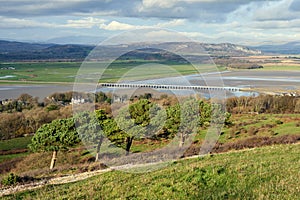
[1, 71, 299, 100]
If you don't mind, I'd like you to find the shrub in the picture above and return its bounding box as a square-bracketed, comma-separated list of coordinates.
[1, 173, 21, 186]
[46, 104, 59, 111]
[248, 127, 259, 136]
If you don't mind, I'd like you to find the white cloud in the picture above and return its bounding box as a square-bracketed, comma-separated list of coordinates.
[137, 30, 192, 43]
[250, 19, 300, 29]
[99, 21, 150, 30]
[0, 1, 88, 16]
[180, 31, 212, 39]
[139, 0, 221, 10]
[0, 16, 107, 29]
[157, 19, 186, 27]
[64, 17, 106, 28]
[73, 10, 119, 17]
[99, 19, 186, 31]
[252, 0, 297, 21]
[139, 0, 179, 9]
[0, 16, 57, 28]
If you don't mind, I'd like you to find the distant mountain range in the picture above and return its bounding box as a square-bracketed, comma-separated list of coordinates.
[46, 36, 105, 45]
[0, 40, 93, 61]
[0, 39, 283, 62]
[253, 42, 300, 54]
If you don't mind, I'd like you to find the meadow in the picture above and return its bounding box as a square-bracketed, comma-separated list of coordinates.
[3, 143, 299, 199]
[0, 61, 218, 84]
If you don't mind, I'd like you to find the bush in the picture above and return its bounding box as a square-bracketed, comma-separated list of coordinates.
[248, 127, 259, 136]
[1, 173, 21, 186]
[46, 104, 59, 111]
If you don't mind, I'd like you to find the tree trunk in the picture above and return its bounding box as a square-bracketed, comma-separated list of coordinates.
[179, 132, 185, 147]
[95, 136, 104, 162]
[50, 150, 58, 170]
[125, 137, 134, 156]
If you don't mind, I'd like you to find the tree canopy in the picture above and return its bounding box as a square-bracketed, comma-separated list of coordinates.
[29, 118, 80, 169]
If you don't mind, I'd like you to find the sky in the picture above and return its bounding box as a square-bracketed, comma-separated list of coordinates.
[0, 0, 300, 45]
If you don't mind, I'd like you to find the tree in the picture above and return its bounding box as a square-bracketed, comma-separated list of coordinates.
[74, 110, 107, 161]
[17, 93, 38, 110]
[114, 99, 165, 155]
[178, 99, 200, 147]
[29, 118, 80, 170]
[115, 107, 146, 155]
[0, 112, 26, 139]
[164, 104, 181, 138]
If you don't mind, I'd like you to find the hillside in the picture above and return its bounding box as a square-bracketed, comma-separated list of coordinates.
[2, 143, 299, 199]
[0, 40, 261, 62]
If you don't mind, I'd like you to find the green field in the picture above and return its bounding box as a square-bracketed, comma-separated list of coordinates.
[0, 61, 219, 84]
[3, 143, 299, 199]
[254, 64, 300, 71]
[0, 61, 298, 85]
[0, 136, 32, 162]
[0, 136, 32, 151]
[0, 62, 80, 83]
[0, 153, 29, 163]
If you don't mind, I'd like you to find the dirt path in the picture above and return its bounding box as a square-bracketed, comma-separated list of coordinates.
[0, 168, 112, 197]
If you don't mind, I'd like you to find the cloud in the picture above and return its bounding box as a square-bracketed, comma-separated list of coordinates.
[250, 19, 300, 29]
[136, 0, 267, 22]
[0, 0, 274, 22]
[139, 0, 179, 9]
[0, 1, 87, 17]
[253, 0, 297, 21]
[99, 19, 186, 31]
[227, 0, 299, 22]
[99, 21, 150, 30]
[180, 31, 212, 39]
[64, 17, 106, 28]
[156, 19, 186, 27]
[289, 0, 300, 11]
[1, 0, 300, 45]
[0, 16, 57, 28]
[0, 16, 107, 29]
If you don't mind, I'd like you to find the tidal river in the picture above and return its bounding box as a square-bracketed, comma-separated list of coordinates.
[1, 71, 300, 100]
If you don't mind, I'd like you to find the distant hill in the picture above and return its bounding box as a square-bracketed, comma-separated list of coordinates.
[0, 40, 93, 61]
[46, 36, 105, 45]
[0, 40, 262, 62]
[254, 42, 300, 54]
[0, 40, 52, 53]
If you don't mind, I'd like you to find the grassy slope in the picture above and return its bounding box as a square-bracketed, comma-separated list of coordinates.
[1, 114, 299, 170]
[4, 143, 300, 200]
